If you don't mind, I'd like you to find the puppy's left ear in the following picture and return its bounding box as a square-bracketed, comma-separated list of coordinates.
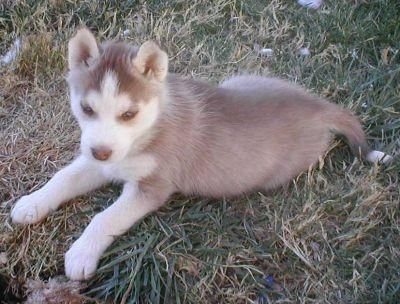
[68, 27, 99, 69]
[133, 41, 168, 81]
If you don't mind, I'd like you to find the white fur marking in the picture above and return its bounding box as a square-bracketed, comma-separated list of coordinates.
[101, 154, 157, 182]
[366, 150, 393, 164]
[65, 182, 158, 280]
[11, 156, 107, 224]
[79, 88, 160, 162]
[101, 71, 119, 98]
[65, 224, 113, 280]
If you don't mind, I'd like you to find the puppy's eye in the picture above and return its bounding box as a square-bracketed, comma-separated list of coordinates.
[120, 111, 137, 121]
[81, 104, 94, 116]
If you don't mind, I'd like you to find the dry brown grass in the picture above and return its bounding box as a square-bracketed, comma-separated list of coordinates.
[1, 0, 399, 303]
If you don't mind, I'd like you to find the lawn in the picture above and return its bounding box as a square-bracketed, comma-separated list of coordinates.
[0, 0, 399, 303]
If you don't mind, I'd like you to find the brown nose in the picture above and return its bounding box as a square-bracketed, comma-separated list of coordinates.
[91, 147, 112, 161]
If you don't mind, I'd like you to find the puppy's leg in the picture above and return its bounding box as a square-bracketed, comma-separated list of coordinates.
[11, 155, 107, 224]
[65, 179, 171, 281]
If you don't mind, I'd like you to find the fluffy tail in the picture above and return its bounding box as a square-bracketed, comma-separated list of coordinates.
[326, 107, 392, 164]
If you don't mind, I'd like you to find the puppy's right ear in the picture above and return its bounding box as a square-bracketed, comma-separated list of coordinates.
[68, 28, 99, 69]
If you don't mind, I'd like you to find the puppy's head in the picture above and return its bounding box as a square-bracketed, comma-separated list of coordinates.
[67, 28, 168, 163]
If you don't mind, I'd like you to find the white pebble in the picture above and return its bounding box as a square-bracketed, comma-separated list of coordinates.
[299, 47, 311, 57]
[297, 0, 323, 9]
[366, 150, 393, 164]
[122, 29, 131, 37]
[259, 48, 274, 57]
[0, 37, 21, 66]
[0, 252, 8, 265]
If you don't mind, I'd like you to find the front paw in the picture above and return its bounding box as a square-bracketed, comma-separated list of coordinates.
[11, 194, 52, 224]
[65, 233, 111, 281]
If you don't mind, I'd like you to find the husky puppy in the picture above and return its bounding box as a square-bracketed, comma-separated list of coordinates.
[11, 28, 392, 280]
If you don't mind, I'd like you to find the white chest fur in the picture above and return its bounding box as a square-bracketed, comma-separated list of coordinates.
[100, 154, 157, 182]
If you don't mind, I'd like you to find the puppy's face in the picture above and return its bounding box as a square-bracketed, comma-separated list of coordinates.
[66, 29, 168, 163]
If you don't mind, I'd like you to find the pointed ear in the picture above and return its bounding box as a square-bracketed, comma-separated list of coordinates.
[133, 41, 168, 81]
[68, 27, 99, 69]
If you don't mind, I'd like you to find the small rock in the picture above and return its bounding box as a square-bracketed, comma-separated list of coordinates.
[0, 37, 21, 66]
[297, 0, 323, 9]
[299, 47, 311, 57]
[0, 252, 8, 265]
[259, 48, 274, 57]
[122, 29, 131, 37]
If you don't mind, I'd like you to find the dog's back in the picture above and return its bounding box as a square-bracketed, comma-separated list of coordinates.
[142, 75, 377, 197]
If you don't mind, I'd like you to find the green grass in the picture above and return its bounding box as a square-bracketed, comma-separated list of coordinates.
[0, 0, 399, 303]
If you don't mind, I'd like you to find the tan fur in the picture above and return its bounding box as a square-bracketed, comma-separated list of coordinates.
[133, 41, 168, 81]
[68, 28, 99, 70]
[138, 76, 370, 198]
[68, 42, 162, 104]
[67, 31, 373, 201]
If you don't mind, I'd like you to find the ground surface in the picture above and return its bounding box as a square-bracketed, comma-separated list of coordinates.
[0, 0, 399, 303]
